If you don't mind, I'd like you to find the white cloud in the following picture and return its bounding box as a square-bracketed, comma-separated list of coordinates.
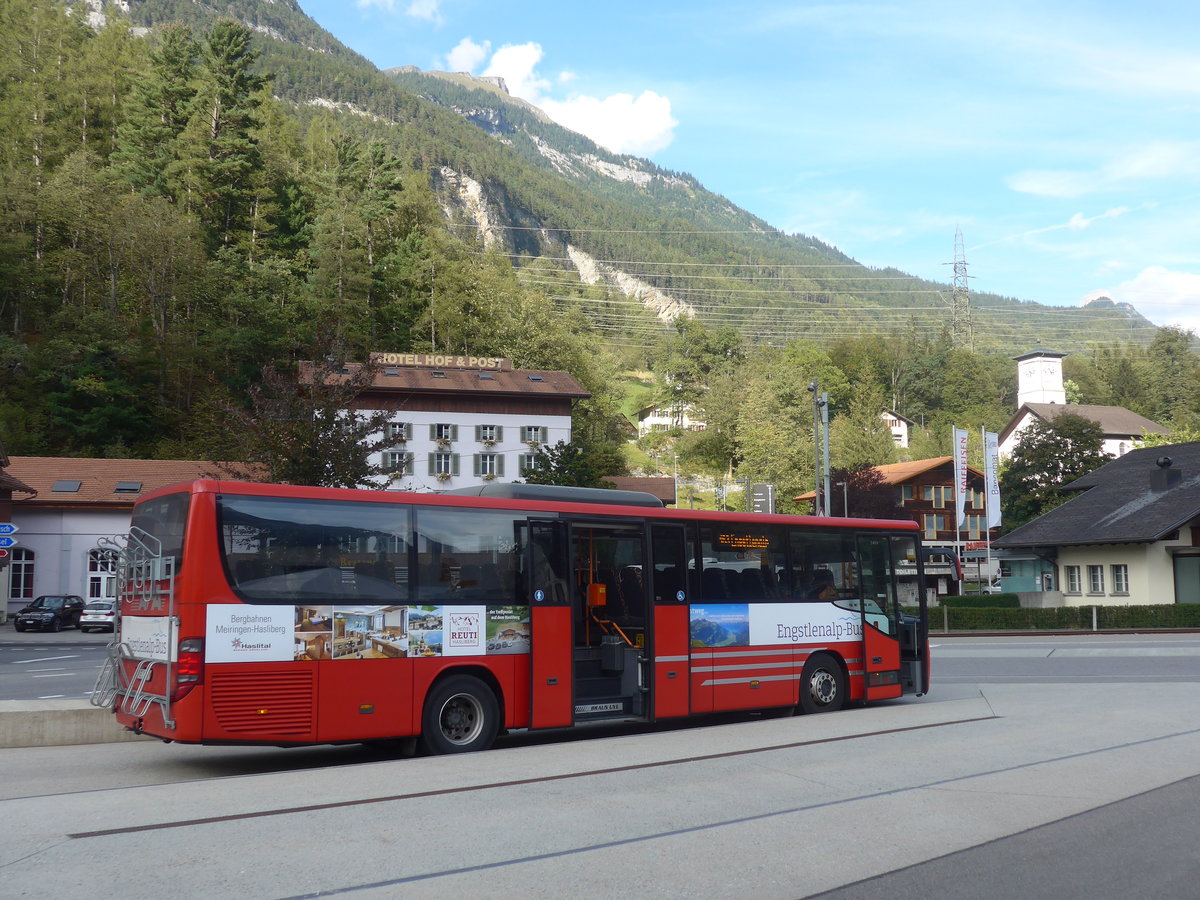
[355, 0, 441, 19]
[1008, 142, 1200, 198]
[970, 207, 1134, 252]
[482, 43, 551, 103]
[445, 37, 490, 73]
[1085, 266, 1200, 334]
[405, 0, 442, 24]
[542, 92, 678, 156]
[457, 40, 677, 157]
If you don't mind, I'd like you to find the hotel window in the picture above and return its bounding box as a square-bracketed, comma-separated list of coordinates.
[476, 424, 502, 443]
[385, 422, 411, 443]
[383, 451, 414, 475]
[1087, 565, 1104, 594]
[522, 425, 548, 444]
[1111, 564, 1129, 594]
[923, 514, 945, 540]
[519, 453, 540, 474]
[474, 453, 504, 477]
[431, 423, 458, 442]
[1065, 565, 1081, 593]
[429, 452, 459, 477]
[901, 485, 913, 501]
[9, 548, 34, 601]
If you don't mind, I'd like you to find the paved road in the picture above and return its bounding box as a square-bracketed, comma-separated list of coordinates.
[0, 624, 110, 701]
[931, 632, 1200, 682]
[3, 632, 1200, 898]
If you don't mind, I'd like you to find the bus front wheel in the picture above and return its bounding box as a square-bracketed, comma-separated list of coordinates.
[420, 675, 499, 755]
[799, 653, 846, 714]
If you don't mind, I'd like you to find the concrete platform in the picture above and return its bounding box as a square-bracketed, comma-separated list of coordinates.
[0, 699, 149, 748]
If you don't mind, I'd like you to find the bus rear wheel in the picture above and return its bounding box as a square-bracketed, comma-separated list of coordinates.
[799, 653, 846, 714]
[420, 675, 499, 755]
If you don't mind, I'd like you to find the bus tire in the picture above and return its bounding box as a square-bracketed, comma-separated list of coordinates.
[420, 675, 499, 755]
[799, 652, 846, 714]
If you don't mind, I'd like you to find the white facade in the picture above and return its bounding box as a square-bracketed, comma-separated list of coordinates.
[368, 411, 573, 493]
[1056, 536, 1187, 606]
[5, 508, 128, 617]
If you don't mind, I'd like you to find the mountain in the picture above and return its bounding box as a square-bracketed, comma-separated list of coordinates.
[69, 2, 1166, 354]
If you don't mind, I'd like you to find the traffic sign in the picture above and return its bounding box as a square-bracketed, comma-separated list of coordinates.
[0, 523, 16, 535]
[0, 548, 8, 559]
[0, 537, 15, 549]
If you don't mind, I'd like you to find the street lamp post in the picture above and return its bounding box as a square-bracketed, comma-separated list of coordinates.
[836, 480, 848, 517]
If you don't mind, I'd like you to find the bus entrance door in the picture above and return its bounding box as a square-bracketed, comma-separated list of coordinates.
[528, 520, 573, 729]
[570, 523, 648, 722]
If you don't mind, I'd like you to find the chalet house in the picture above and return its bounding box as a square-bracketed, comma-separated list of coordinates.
[636, 402, 706, 437]
[998, 350, 1166, 458]
[994, 442, 1200, 606]
[796, 457, 997, 594]
[882, 409, 915, 448]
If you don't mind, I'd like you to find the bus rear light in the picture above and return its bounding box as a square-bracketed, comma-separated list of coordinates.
[173, 638, 205, 701]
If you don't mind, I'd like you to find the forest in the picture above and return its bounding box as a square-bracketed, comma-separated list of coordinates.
[2, 1, 1199, 521]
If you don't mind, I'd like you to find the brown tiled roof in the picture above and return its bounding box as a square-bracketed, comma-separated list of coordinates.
[6, 458, 218, 508]
[310, 362, 590, 400]
[794, 457, 984, 501]
[0, 470, 35, 494]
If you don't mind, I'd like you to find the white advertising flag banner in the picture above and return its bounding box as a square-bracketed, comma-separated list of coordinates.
[984, 431, 1002, 529]
[953, 427, 969, 528]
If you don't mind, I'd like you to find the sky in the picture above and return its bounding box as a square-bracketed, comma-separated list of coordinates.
[298, 0, 1200, 336]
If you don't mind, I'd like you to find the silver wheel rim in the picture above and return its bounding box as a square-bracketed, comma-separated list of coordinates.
[808, 669, 837, 706]
[439, 692, 484, 745]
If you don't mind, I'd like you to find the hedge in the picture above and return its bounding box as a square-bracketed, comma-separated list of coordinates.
[903, 603, 1200, 631]
[936, 593, 1021, 609]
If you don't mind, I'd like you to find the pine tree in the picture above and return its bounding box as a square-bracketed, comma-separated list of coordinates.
[112, 23, 199, 201]
[182, 20, 269, 251]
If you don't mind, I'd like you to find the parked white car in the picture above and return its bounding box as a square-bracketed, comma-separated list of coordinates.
[79, 600, 117, 633]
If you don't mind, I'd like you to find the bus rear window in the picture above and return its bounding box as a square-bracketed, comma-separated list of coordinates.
[130, 492, 190, 569]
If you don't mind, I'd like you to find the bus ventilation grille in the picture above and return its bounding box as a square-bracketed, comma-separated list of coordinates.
[210, 669, 315, 736]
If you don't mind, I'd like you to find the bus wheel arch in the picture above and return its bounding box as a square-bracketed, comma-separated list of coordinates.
[420, 671, 502, 755]
[798, 652, 847, 714]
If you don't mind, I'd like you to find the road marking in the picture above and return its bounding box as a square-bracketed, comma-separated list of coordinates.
[13, 655, 79, 664]
[32, 673, 76, 678]
[37, 695, 65, 699]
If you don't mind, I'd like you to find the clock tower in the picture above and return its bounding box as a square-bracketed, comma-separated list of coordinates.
[1015, 350, 1067, 407]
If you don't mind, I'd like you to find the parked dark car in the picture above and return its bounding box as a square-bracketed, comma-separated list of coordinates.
[14, 595, 86, 632]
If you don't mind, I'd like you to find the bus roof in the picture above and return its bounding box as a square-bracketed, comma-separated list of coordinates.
[143, 479, 920, 533]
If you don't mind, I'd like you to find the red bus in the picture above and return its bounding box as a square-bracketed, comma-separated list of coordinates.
[94, 480, 930, 753]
